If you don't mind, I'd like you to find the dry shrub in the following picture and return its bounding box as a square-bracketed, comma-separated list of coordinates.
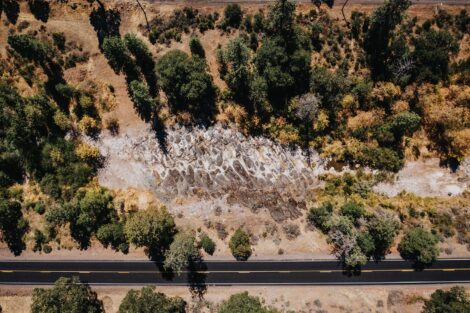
[392, 100, 409, 113]
[216, 103, 248, 127]
[75, 142, 100, 162]
[347, 109, 385, 131]
[448, 128, 470, 158]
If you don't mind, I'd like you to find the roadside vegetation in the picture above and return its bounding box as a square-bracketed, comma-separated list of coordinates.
[26, 276, 470, 313]
[0, 0, 469, 274]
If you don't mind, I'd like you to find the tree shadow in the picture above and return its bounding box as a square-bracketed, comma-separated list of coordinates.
[3, 0, 20, 24]
[187, 259, 208, 299]
[89, 2, 121, 50]
[152, 114, 168, 155]
[28, 0, 50, 23]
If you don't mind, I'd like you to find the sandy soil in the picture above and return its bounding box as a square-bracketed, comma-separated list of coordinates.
[1, 284, 469, 313]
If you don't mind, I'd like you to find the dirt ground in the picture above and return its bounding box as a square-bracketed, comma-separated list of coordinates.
[1, 284, 469, 313]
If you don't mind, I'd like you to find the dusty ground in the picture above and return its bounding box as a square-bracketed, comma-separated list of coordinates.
[1, 284, 469, 313]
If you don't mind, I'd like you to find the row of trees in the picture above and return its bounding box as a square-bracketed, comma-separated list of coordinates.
[26, 276, 470, 313]
[308, 202, 439, 268]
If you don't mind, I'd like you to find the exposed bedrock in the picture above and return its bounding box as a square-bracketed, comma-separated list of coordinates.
[97, 124, 326, 221]
[96, 124, 470, 220]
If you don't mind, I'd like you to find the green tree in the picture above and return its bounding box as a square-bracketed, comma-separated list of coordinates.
[31, 276, 104, 313]
[7, 34, 49, 63]
[125, 206, 176, 259]
[412, 29, 459, 83]
[118, 286, 186, 313]
[398, 226, 439, 265]
[218, 292, 279, 313]
[128, 80, 158, 122]
[156, 50, 216, 121]
[0, 199, 28, 256]
[102, 36, 133, 74]
[367, 213, 400, 259]
[307, 202, 334, 233]
[363, 0, 411, 80]
[340, 202, 366, 224]
[199, 233, 216, 255]
[229, 228, 252, 261]
[164, 231, 199, 274]
[124, 33, 158, 96]
[223, 4, 243, 29]
[217, 37, 252, 107]
[96, 222, 129, 254]
[189, 36, 206, 59]
[422, 286, 470, 313]
[390, 111, 421, 137]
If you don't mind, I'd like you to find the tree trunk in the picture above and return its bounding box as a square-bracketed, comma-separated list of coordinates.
[135, 0, 151, 33]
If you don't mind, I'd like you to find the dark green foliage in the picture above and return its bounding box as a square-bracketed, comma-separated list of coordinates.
[199, 234, 216, 255]
[455, 9, 470, 34]
[357, 231, 376, 257]
[0, 145, 24, 188]
[217, 37, 252, 108]
[310, 66, 350, 127]
[28, 0, 50, 23]
[128, 80, 157, 123]
[253, 12, 265, 33]
[218, 292, 279, 313]
[118, 286, 186, 313]
[89, 2, 121, 49]
[398, 227, 439, 265]
[307, 202, 333, 233]
[422, 286, 470, 313]
[156, 50, 216, 122]
[7, 34, 49, 63]
[353, 146, 404, 172]
[229, 228, 252, 261]
[124, 33, 158, 96]
[350, 11, 367, 41]
[3, 0, 20, 24]
[189, 36, 205, 59]
[46, 187, 120, 250]
[0, 199, 28, 255]
[34, 201, 46, 215]
[52, 32, 66, 51]
[33, 229, 46, 252]
[222, 4, 243, 29]
[340, 202, 366, 224]
[363, 0, 411, 80]
[96, 222, 129, 254]
[31, 276, 104, 313]
[102, 36, 133, 74]
[390, 111, 421, 137]
[412, 30, 459, 83]
[149, 7, 216, 45]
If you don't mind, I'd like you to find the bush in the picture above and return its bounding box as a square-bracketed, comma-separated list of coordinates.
[222, 4, 243, 29]
[218, 292, 278, 313]
[199, 234, 216, 255]
[34, 202, 46, 215]
[52, 32, 66, 51]
[189, 36, 205, 59]
[354, 146, 404, 172]
[422, 286, 470, 313]
[340, 202, 366, 223]
[31, 277, 104, 313]
[307, 202, 333, 233]
[97, 222, 129, 254]
[398, 227, 439, 265]
[229, 228, 251, 261]
[118, 287, 186, 313]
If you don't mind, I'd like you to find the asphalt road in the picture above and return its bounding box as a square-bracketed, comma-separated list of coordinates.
[1, 259, 470, 286]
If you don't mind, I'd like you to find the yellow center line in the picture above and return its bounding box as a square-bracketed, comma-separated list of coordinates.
[0, 268, 468, 274]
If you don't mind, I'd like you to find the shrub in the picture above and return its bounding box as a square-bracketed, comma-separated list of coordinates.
[422, 286, 470, 313]
[398, 226, 439, 265]
[118, 287, 186, 313]
[189, 36, 205, 59]
[229, 228, 251, 261]
[52, 32, 66, 51]
[199, 234, 216, 255]
[222, 4, 243, 29]
[340, 202, 366, 223]
[34, 202, 46, 215]
[307, 202, 334, 233]
[218, 292, 278, 313]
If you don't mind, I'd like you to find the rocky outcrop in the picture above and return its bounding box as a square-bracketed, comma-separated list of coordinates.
[97, 124, 327, 221]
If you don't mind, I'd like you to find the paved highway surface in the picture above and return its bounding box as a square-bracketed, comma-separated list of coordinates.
[0, 259, 470, 286]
